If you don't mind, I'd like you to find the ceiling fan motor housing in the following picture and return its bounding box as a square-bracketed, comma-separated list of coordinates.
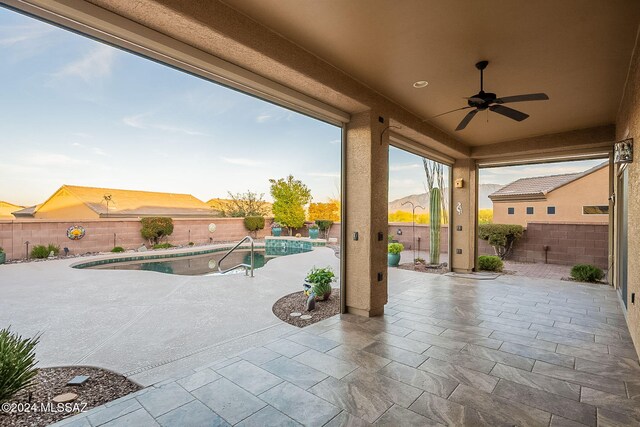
[468, 91, 497, 109]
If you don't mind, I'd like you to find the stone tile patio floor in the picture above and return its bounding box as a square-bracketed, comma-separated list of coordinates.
[503, 261, 573, 281]
[52, 274, 639, 427]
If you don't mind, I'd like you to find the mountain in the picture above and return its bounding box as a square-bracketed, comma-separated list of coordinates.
[389, 184, 503, 212]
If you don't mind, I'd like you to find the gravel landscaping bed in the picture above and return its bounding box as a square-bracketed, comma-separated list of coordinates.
[397, 262, 448, 274]
[273, 288, 340, 327]
[0, 366, 141, 427]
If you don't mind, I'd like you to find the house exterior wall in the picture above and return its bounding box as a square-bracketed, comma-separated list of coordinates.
[0, 202, 23, 219]
[615, 30, 640, 359]
[492, 166, 609, 226]
[478, 222, 608, 268]
[34, 188, 99, 220]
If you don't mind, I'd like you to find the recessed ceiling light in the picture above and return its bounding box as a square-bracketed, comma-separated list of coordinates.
[413, 80, 429, 88]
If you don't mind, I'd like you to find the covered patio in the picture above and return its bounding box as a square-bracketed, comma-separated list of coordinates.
[51, 272, 639, 426]
[3, 0, 640, 425]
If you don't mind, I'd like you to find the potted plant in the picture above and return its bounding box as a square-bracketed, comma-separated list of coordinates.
[0, 247, 5, 264]
[271, 222, 283, 237]
[308, 223, 319, 239]
[304, 267, 335, 301]
[388, 242, 404, 267]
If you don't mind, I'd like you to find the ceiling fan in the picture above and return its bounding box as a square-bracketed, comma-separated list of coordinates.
[435, 60, 549, 131]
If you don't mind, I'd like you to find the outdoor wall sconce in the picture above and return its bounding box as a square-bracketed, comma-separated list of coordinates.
[397, 229, 403, 235]
[614, 138, 633, 164]
[454, 178, 464, 188]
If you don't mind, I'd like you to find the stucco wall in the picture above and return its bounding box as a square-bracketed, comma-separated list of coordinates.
[493, 166, 610, 226]
[615, 28, 640, 359]
[0, 217, 275, 260]
[478, 222, 608, 268]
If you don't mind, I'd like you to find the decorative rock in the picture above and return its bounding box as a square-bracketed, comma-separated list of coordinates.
[53, 393, 78, 403]
[138, 245, 147, 252]
[306, 293, 316, 311]
[290, 312, 302, 317]
[300, 315, 312, 320]
[67, 375, 90, 386]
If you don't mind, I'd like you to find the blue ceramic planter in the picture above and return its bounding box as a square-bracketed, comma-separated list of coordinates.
[388, 253, 400, 267]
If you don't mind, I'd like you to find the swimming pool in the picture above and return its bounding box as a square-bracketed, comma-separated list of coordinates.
[74, 242, 313, 276]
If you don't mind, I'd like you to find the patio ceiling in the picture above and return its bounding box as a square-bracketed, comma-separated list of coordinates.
[222, 0, 640, 146]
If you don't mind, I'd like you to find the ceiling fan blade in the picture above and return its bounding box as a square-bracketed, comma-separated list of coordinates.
[455, 109, 478, 131]
[494, 93, 549, 104]
[489, 104, 529, 121]
[432, 106, 472, 119]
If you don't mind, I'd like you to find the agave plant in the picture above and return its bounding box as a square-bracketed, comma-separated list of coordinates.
[0, 327, 40, 403]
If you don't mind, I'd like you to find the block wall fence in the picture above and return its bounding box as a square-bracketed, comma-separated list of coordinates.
[0, 218, 276, 260]
[1, 219, 603, 267]
[478, 222, 609, 269]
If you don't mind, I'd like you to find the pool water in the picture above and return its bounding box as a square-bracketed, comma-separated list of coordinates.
[83, 244, 310, 276]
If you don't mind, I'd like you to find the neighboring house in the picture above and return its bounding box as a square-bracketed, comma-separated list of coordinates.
[17, 185, 220, 220]
[0, 201, 24, 219]
[490, 162, 609, 226]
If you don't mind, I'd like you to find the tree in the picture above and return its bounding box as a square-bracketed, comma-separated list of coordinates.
[140, 217, 174, 245]
[269, 175, 312, 234]
[214, 190, 269, 217]
[478, 224, 524, 259]
[308, 201, 340, 222]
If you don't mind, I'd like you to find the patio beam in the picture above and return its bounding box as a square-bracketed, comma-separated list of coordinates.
[471, 125, 615, 163]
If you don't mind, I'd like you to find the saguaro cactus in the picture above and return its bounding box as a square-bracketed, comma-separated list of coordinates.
[429, 188, 441, 265]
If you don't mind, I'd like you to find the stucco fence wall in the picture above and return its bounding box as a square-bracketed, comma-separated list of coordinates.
[478, 222, 609, 269]
[323, 223, 449, 254]
[0, 218, 277, 261]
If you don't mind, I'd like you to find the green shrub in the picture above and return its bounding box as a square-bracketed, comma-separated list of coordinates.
[188, 242, 195, 246]
[140, 217, 174, 245]
[47, 244, 60, 256]
[478, 255, 504, 272]
[244, 216, 265, 234]
[315, 220, 333, 231]
[111, 246, 125, 253]
[478, 224, 524, 259]
[308, 223, 319, 229]
[570, 264, 604, 283]
[305, 267, 335, 299]
[388, 243, 404, 255]
[30, 245, 49, 259]
[0, 327, 40, 403]
[152, 243, 174, 250]
[0, 247, 4, 253]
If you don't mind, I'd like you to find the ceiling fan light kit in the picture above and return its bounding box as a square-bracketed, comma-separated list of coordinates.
[435, 60, 549, 131]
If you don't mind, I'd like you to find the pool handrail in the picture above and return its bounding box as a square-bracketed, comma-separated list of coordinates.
[218, 235, 255, 277]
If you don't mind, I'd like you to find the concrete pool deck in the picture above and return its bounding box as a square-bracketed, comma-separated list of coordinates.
[0, 246, 340, 385]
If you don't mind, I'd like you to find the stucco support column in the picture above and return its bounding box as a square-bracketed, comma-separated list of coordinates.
[451, 159, 478, 273]
[344, 110, 388, 317]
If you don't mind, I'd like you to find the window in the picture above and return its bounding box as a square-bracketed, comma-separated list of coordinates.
[526, 207, 534, 215]
[508, 207, 515, 215]
[583, 205, 609, 215]
[547, 206, 555, 215]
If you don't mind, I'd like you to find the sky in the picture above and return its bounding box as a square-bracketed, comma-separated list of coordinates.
[0, 7, 608, 208]
[0, 8, 341, 206]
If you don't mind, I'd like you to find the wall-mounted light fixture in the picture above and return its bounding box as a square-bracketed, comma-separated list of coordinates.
[614, 138, 633, 164]
[397, 229, 403, 235]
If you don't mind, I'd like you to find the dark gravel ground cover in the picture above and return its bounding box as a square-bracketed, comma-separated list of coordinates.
[273, 289, 340, 327]
[0, 366, 141, 427]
